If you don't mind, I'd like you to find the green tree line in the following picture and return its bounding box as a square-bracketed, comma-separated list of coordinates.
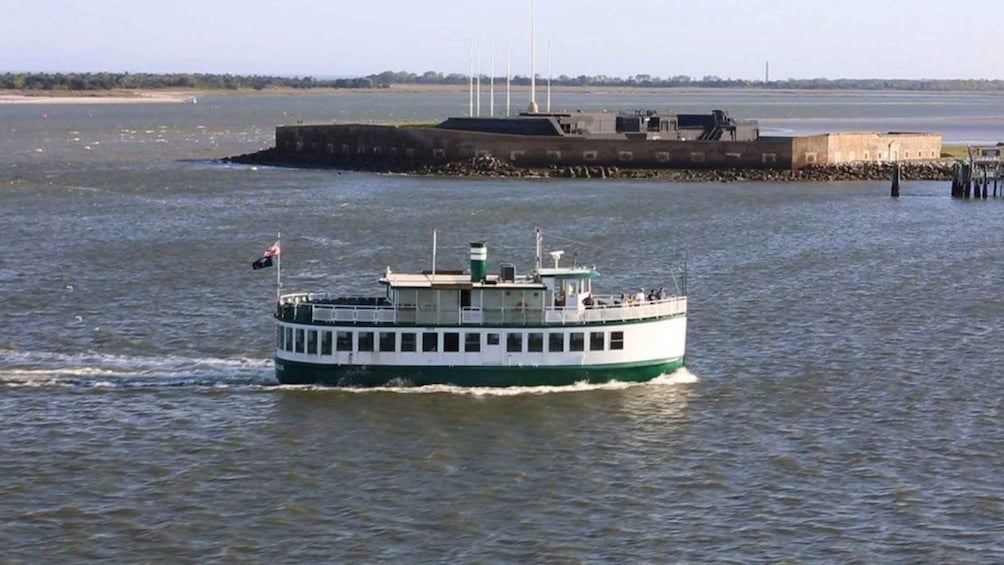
[0, 72, 378, 91]
[366, 70, 1004, 91]
[5, 71, 1004, 92]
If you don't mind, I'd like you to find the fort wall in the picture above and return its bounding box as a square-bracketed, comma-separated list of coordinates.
[791, 132, 942, 168]
[272, 125, 942, 172]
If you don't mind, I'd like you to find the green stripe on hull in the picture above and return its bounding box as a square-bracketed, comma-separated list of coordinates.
[274, 358, 684, 388]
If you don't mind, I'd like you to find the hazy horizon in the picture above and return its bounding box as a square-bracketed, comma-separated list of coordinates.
[3, 0, 1002, 81]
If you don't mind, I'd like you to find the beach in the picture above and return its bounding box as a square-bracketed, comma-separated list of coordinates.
[0, 89, 199, 104]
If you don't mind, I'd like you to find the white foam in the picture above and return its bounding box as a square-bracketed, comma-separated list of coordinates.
[270, 367, 698, 396]
[0, 348, 275, 388]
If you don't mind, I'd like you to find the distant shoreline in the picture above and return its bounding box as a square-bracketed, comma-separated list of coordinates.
[3, 84, 1003, 105]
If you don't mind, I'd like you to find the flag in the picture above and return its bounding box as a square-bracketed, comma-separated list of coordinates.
[252, 240, 280, 270]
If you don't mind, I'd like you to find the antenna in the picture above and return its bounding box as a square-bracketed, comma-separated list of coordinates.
[468, 46, 474, 116]
[506, 41, 511, 117]
[528, 0, 538, 113]
[490, 40, 495, 117]
[546, 39, 551, 112]
[535, 227, 542, 271]
[476, 43, 481, 117]
[432, 229, 437, 276]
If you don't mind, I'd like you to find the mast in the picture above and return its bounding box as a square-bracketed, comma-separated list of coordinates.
[468, 46, 474, 117]
[476, 43, 481, 117]
[276, 231, 281, 302]
[432, 229, 437, 277]
[506, 41, 511, 117]
[490, 40, 495, 117]
[535, 227, 542, 272]
[528, 0, 538, 113]
[546, 39, 551, 112]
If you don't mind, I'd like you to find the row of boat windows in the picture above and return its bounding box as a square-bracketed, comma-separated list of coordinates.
[277, 327, 625, 354]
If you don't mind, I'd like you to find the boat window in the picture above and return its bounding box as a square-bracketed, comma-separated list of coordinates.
[444, 332, 460, 352]
[321, 331, 333, 355]
[528, 332, 543, 353]
[307, 330, 318, 355]
[422, 332, 438, 352]
[590, 331, 605, 351]
[548, 333, 564, 352]
[295, 329, 305, 353]
[570, 332, 584, 352]
[336, 331, 352, 352]
[276, 326, 283, 349]
[487, 333, 500, 346]
[465, 333, 481, 352]
[401, 332, 416, 352]
[611, 331, 624, 351]
[358, 332, 374, 352]
[284, 327, 293, 351]
[379, 332, 396, 352]
[507, 333, 523, 353]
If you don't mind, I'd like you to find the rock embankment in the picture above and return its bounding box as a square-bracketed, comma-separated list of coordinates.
[225, 150, 955, 182]
[413, 156, 955, 182]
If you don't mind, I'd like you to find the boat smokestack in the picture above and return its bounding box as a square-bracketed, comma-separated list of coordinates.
[470, 242, 488, 282]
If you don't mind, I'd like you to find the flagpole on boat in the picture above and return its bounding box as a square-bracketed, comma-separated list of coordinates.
[276, 231, 281, 302]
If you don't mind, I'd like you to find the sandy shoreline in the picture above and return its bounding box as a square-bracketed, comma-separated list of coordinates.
[0, 89, 200, 104]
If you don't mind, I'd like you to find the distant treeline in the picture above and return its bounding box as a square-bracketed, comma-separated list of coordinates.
[4, 71, 1004, 92]
[0, 72, 377, 91]
[366, 70, 1004, 91]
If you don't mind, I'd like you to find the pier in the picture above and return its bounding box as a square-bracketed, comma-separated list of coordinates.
[950, 145, 1004, 198]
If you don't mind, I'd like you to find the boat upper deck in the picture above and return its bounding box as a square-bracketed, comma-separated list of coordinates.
[277, 292, 686, 327]
[275, 234, 686, 328]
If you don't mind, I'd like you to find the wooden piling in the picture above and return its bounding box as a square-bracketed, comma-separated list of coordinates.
[890, 162, 900, 197]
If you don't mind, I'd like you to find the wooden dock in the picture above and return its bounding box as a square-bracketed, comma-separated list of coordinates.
[951, 145, 1004, 198]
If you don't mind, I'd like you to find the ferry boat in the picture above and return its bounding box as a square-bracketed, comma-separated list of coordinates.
[272, 231, 687, 387]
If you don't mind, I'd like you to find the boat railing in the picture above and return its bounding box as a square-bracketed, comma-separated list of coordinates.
[544, 295, 687, 324]
[278, 293, 686, 326]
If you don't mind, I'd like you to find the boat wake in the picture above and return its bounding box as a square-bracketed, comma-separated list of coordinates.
[272, 367, 699, 396]
[2, 349, 698, 394]
[0, 349, 275, 389]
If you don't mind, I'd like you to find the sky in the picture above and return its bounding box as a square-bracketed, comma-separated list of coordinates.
[2, 0, 1001, 80]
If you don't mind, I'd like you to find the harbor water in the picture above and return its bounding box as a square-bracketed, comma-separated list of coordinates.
[2, 90, 1003, 561]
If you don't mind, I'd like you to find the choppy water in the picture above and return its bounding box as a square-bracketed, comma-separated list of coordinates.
[2, 91, 1004, 562]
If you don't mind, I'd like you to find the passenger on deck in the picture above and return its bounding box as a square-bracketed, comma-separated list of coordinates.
[635, 288, 646, 304]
